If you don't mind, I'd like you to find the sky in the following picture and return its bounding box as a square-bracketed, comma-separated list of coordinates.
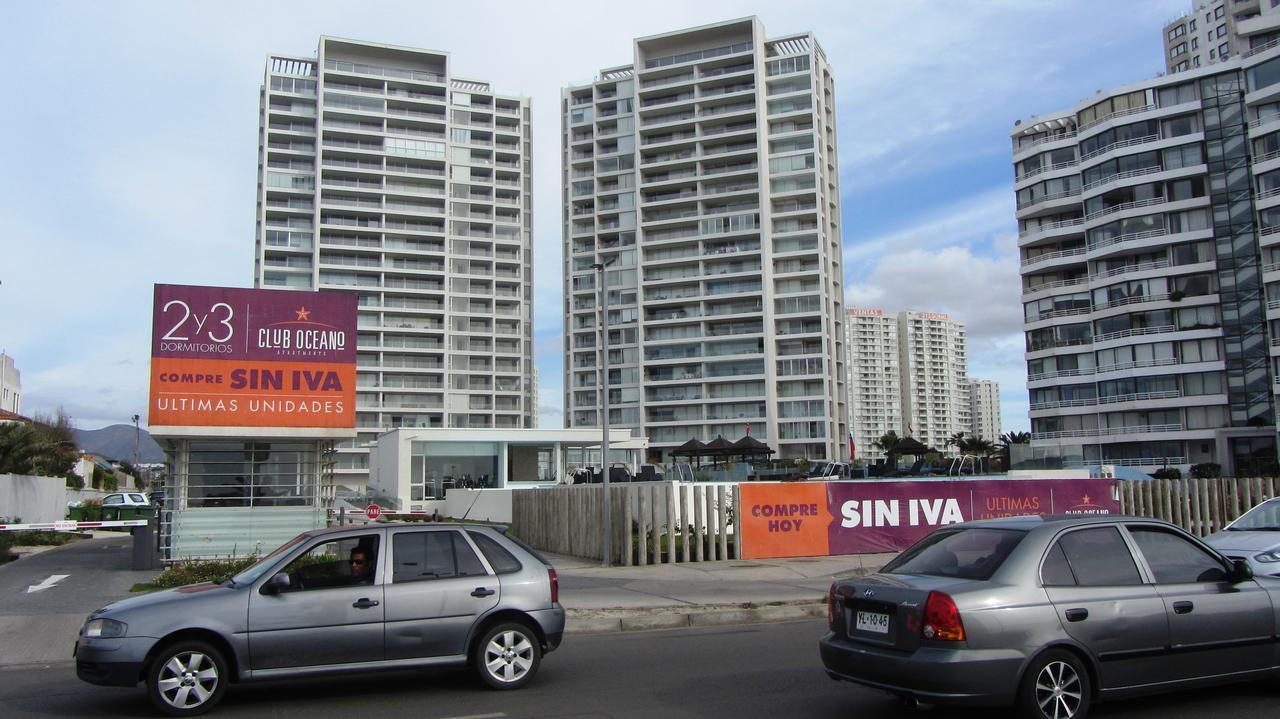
[0, 0, 1192, 434]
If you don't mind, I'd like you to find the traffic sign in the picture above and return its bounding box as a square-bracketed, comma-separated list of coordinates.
[366, 504, 382, 520]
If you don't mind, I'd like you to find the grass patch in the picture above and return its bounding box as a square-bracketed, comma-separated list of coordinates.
[9, 531, 85, 546]
[130, 582, 163, 593]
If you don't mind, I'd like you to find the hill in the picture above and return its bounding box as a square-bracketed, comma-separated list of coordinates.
[71, 424, 166, 463]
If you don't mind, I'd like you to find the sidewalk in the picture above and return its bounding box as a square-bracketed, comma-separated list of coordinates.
[548, 552, 893, 634]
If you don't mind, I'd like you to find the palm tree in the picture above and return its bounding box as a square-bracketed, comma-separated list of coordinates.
[997, 431, 1031, 471]
[871, 430, 900, 466]
[945, 432, 968, 451]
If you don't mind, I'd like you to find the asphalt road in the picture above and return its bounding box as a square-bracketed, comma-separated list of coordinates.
[0, 619, 1274, 719]
[0, 534, 155, 665]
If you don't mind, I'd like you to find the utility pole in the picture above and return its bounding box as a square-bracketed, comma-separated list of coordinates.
[131, 414, 141, 488]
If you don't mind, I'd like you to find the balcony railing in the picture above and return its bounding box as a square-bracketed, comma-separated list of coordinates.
[1019, 217, 1084, 239]
[1097, 390, 1181, 405]
[1090, 258, 1170, 280]
[1084, 196, 1166, 222]
[1021, 247, 1087, 267]
[1016, 159, 1079, 184]
[1027, 367, 1097, 382]
[1013, 130, 1078, 156]
[1079, 134, 1160, 163]
[1082, 165, 1163, 192]
[1032, 423, 1183, 440]
[1077, 104, 1157, 134]
[1093, 324, 1177, 343]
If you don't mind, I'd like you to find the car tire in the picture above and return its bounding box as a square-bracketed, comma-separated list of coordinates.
[1016, 649, 1091, 719]
[146, 640, 228, 716]
[473, 622, 541, 690]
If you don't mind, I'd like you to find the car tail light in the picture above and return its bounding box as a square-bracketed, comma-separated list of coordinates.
[922, 591, 965, 642]
[827, 584, 837, 626]
[548, 567, 559, 604]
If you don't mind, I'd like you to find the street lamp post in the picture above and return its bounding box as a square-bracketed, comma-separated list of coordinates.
[592, 259, 614, 567]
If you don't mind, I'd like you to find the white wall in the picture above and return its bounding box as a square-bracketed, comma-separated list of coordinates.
[445, 488, 512, 523]
[0, 474, 65, 524]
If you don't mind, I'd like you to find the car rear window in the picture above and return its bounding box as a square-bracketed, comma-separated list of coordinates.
[493, 529, 553, 567]
[468, 531, 523, 574]
[884, 528, 1026, 580]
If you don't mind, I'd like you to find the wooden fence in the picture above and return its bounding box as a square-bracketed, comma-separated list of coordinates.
[1118, 476, 1279, 536]
[509, 482, 739, 566]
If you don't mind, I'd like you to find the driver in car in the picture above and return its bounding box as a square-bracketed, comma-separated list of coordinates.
[349, 547, 374, 584]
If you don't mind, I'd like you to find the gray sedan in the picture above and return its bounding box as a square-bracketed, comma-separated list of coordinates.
[1206, 497, 1280, 578]
[819, 515, 1280, 719]
[75, 523, 564, 716]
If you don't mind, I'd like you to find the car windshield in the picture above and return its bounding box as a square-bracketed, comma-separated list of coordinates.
[230, 534, 310, 585]
[1227, 498, 1280, 531]
[883, 528, 1027, 580]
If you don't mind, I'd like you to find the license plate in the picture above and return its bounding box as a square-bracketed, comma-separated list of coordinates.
[856, 611, 890, 634]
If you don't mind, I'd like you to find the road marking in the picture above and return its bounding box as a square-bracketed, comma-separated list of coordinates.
[26, 575, 70, 594]
[437, 714, 506, 719]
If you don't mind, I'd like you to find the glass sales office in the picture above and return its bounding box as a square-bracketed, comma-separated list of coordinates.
[369, 428, 648, 512]
[156, 427, 354, 560]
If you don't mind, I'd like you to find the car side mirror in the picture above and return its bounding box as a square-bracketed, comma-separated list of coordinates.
[1230, 559, 1253, 583]
[262, 572, 291, 595]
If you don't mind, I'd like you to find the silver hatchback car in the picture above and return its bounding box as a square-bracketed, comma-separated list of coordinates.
[820, 515, 1280, 719]
[75, 523, 564, 716]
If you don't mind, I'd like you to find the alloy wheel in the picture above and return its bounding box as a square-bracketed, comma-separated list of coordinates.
[1035, 660, 1082, 719]
[156, 651, 219, 711]
[483, 629, 535, 684]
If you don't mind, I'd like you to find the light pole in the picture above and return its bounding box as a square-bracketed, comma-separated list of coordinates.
[592, 259, 615, 567]
[131, 414, 141, 491]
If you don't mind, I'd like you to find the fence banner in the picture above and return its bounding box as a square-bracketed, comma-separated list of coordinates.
[739, 478, 1119, 559]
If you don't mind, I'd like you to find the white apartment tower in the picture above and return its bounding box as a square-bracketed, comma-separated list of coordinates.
[1013, 8, 1280, 474]
[1163, 0, 1262, 73]
[0, 352, 19, 415]
[254, 37, 535, 489]
[968, 378, 1001, 442]
[561, 17, 847, 462]
[844, 308, 901, 461]
[898, 311, 970, 452]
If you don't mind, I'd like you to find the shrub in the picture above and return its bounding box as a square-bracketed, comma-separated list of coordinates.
[1151, 467, 1181, 480]
[0, 533, 14, 563]
[153, 556, 260, 589]
[1191, 462, 1221, 479]
[65, 474, 84, 489]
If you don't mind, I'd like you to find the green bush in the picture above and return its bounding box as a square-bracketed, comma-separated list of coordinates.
[9, 531, 80, 546]
[1191, 462, 1221, 479]
[153, 556, 260, 589]
[65, 474, 84, 489]
[1151, 467, 1181, 480]
[0, 534, 14, 563]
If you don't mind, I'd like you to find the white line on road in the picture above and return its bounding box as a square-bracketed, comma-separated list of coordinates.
[437, 714, 507, 719]
[26, 575, 70, 594]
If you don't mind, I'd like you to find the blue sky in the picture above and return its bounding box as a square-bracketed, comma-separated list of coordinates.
[0, 0, 1189, 433]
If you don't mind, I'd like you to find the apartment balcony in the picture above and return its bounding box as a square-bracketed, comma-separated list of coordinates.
[1031, 424, 1184, 440]
[1015, 159, 1079, 188]
[1011, 130, 1078, 163]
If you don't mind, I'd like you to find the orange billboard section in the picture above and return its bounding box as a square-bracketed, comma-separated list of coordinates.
[738, 483, 831, 559]
[149, 358, 355, 428]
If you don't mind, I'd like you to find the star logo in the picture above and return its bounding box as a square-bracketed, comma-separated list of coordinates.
[1082, 494, 1091, 504]
[295, 307, 311, 321]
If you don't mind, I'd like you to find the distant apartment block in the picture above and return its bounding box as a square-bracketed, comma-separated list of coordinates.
[1163, 0, 1264, 73]
[1013, 9, 1280, 474]
[253, 37, 535, 489]
[0, 352, 19, 414]
[844, 308, 901, 461]
[898, 311, 970, 453]
[843, 309, 969, 458]
[968, 378, 1001, 442]
[561, 17, 848, 463]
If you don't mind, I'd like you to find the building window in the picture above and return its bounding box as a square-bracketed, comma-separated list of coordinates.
[1192, 37, 1199, 50]
[1217, 23, 1227, 37]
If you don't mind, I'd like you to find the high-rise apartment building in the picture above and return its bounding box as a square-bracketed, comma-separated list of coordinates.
[898, 311, 970, 453]
[843, 309, 970, 459]
[1013, 11, 1280, 475]
[1164, 0, 1263, 73]
[844, 308, 901, 461]
[968, 378, 1001, 442]
[254, 37, 535, 489]
[561, 18, 848, 463]
[0, 352, 19, 414]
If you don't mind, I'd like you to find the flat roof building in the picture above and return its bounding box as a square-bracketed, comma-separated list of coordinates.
[562, 17, 847, 463]
[253, 37, 535, 495]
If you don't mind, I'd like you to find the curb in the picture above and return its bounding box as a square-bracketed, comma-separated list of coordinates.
[566, 602, 826, 635]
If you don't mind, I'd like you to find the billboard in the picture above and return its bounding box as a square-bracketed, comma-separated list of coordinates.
[738, 478, 1119, 559]
[148, 284, 357, 428]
